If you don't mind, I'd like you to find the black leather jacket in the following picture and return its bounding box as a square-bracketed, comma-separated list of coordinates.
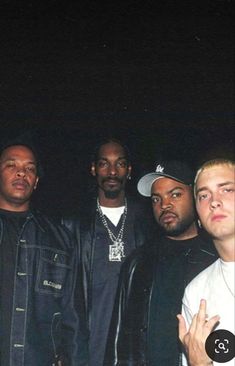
[62, 198, 150, 332]
[104, 233, 218, 366]
[0, 209, 88, 366]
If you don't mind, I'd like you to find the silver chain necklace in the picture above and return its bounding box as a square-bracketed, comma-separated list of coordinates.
[219, 259, 235, 298]
[97, 198, 127, 262]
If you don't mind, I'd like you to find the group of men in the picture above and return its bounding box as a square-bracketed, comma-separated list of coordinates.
[0, 135, 234, 366]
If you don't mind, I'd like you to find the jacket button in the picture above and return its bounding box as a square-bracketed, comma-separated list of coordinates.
[17, 272, 27, 276]
[16, 307, 25, 312]
[140, 326, 147, 332]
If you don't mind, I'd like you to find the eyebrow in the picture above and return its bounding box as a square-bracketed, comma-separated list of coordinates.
[15, 159, 35, 164]
[97, 156, 127, 161]
[151, 186, 185, 197]
[196, 181, 234, 195]
[1, 157, 36, 164]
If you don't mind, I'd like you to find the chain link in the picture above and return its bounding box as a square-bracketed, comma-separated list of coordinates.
[96, 198, 127, 245]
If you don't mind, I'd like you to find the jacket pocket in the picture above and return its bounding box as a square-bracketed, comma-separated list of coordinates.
[36, 248, 72, 297]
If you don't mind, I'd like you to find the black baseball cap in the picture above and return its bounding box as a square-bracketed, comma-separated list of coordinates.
[137, 161, 194, 197]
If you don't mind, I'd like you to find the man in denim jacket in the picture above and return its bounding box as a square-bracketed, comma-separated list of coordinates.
[0, 140, 88, 366]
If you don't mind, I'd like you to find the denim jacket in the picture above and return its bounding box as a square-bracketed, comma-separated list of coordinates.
[0, 210, 88, 366]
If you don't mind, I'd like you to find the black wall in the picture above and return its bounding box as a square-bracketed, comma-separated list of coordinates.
[1, 0, 234, 214]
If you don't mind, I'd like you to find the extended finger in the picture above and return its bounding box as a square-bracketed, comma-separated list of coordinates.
[196, 299, 208, 324]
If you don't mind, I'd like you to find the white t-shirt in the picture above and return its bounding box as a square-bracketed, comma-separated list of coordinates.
[181, 258, 235, 366]
[100, 205, 125, 226]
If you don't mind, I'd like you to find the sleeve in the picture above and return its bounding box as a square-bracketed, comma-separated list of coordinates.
[182, 288, 194, 330]
[179, 287, 195, 366]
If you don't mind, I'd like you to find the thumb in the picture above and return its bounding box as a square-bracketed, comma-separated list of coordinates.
[177, 314, 187, 343]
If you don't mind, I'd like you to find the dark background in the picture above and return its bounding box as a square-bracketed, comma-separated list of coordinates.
[0, 0, 234, 215]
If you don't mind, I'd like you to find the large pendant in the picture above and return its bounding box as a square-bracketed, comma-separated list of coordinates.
[109, 239, 125, 262]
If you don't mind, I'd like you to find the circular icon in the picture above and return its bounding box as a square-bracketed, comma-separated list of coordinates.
[205, 329, 235, 363]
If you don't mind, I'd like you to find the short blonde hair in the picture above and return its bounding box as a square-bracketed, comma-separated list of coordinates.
[194, 158, 235, 197]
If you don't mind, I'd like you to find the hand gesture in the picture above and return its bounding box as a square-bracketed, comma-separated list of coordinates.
[177, 299, 220, 366]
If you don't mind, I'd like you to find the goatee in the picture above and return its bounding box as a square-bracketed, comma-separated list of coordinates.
[104, 190, 120, 199]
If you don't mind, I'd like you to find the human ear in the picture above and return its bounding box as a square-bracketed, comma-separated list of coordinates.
[91, 163, 96, 177]
[34, 177, 39, 190]
[127, 165, 132, 179]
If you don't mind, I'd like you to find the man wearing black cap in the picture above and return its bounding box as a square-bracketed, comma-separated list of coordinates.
[104, 161, 218, 366]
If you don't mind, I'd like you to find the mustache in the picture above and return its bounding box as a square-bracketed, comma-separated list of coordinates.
[12, 179, 30, 188]
[159, 210, 178, 220]
[102, 177, 123, 183]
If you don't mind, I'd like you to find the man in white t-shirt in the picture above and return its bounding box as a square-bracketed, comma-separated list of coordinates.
[178, 158, 235, 366]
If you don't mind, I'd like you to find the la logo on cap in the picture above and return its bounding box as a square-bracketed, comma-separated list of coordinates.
[155, 164, 164, 173]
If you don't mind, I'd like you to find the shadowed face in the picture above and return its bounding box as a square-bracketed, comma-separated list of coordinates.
[91, 142, 131, 199]
[0, 145, 39, 211]
[151, 177, 196, 238]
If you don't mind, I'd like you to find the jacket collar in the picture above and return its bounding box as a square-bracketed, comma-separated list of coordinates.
[24, 208, 46, 233]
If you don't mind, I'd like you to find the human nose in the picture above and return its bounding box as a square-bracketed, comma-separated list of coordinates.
[161, 197, 172, 211]
[210, 192, 222, 210]
[16, 167, 26, 177]
[108, 163, 117, 176]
